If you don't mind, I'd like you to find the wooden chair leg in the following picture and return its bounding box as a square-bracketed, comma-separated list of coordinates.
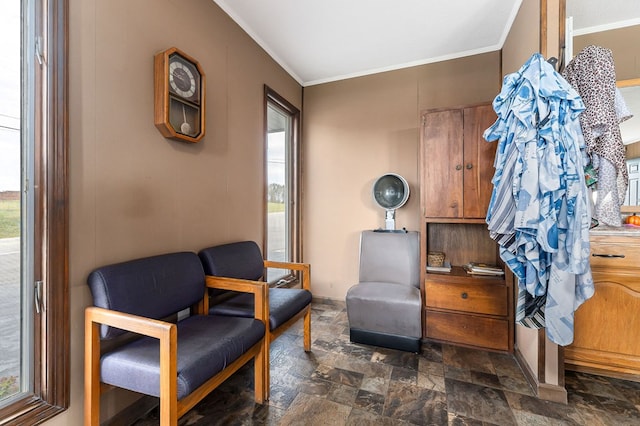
[255, 338, 267, 403]
[158, 326, 178, 426]
[303, 307, 311, 352]
[264, 335, 270, 401]
[84, 317, 101, 426]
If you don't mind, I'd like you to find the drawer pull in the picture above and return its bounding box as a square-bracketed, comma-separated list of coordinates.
[461, 292, 468, 299]
[592, 253, 625, 259]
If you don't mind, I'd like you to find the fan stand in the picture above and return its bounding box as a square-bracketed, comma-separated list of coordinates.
[373, 209, 407, 233]
[385, 209, 396, 230]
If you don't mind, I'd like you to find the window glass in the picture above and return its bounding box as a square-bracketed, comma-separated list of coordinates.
[0, 0, 25, 404]
[265, 88, 300, 284]
[266, 104, 290, 282]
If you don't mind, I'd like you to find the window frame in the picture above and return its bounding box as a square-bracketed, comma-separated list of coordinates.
[263, 86, 302, 283]
[0, 0, 70, 423]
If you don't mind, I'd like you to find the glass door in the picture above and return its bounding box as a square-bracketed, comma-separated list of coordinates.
[265, 87, 300, 284]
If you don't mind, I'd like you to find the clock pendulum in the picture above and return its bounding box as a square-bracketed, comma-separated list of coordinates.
[180, 104, 191, 135]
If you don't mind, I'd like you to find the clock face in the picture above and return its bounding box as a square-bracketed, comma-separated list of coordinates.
[168, 56, 198, 101]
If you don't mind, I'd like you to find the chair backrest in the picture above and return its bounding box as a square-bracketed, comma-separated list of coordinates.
[358, 230, 420, 288]
[87, 251, 205, 339]
[198, 241, 264, 281]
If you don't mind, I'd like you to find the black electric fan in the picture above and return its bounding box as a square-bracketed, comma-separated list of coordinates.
[372, 173, 410, 232]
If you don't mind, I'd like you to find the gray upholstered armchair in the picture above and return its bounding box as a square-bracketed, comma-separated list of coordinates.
[346, 230, 422, 352]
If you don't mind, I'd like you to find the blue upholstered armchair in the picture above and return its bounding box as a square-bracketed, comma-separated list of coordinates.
[198, 241, 312, 393]
[346, 230, 422, 352]
[84, 252, 267, 425]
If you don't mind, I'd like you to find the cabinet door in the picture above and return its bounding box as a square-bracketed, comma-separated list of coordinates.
[421, 109, 464, 218]
[565, 235, 640, 376]
[462, 105, 497, 218]
[566, 273, 640, 375]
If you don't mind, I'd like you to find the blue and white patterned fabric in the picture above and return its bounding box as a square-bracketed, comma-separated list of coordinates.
[483, 53, 595, 346]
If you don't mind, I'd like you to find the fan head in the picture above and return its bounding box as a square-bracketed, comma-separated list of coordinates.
[372, 173, 410, 230]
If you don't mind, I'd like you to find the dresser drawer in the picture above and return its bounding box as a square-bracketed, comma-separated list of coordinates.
[425, 279, 508, 316]
[426, 310, 509, 351]
[589, 237, 640, 274]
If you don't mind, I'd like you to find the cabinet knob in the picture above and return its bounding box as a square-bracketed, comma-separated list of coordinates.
[455, 164, 462, 170]
[461, 292, 468, 299]
[466, 163, 473, 170]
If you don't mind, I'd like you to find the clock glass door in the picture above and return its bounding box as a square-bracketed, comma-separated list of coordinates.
[169, 98, 200, 138]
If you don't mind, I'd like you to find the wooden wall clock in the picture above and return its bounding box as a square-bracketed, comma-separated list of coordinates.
[154, 47, 205, 143]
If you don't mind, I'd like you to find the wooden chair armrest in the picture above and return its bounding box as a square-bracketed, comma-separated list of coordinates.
[263, 260, 311, 290]
[264, 260, 309, 272]
[84, 306, 178, 424]
[205, 275, 267, 293]
[204, 276, 267, 323]
[85, 306, 175, 340]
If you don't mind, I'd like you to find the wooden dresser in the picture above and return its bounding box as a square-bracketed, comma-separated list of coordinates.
[564, 227, 640, 380]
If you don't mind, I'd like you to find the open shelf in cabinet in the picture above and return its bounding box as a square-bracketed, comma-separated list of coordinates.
[421, 220, 514, 352]
[423, 222, 502, 272]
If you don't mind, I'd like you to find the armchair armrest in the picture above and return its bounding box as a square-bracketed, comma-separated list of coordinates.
[263, 260, 311, 290]
[84, 307, 178, 425]
[204, 276, 267, 323]
[86, 306, 176, 340]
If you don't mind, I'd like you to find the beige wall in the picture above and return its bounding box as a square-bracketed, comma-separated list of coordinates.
[303, 53, 500, 300]
[627, 142, 640, 159]
[52, 0, 302, 424]
[502, 0, 541, 75]
[573, 25, 640, 80]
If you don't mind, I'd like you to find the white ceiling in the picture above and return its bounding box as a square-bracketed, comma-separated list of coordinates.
[214, 0, 640, 86]
[213, 0, 640, 87]
[213, 0, 522, 86]
[566, 0, 640, 36]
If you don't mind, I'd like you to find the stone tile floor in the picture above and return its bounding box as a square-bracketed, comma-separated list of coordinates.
[135, 298, 640, 425]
